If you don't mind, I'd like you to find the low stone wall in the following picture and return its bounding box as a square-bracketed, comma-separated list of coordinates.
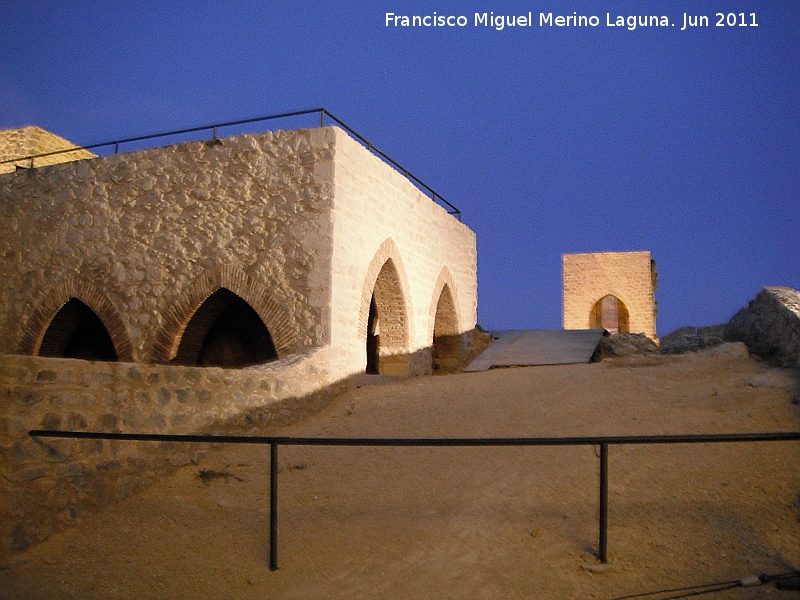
[0, 349, 335, 562]
[726, 286, 800, 368]
[659, 324, 726, 354]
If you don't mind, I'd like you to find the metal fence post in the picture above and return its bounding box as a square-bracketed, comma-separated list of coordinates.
[270, 442, 279, 571]
[599, 442, 609, 563]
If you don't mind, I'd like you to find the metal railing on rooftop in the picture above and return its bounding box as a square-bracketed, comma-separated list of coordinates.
[29, 428, 800, 572]
[0, 108, 462, 220]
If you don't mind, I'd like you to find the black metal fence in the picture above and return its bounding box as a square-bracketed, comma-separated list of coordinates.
[0, 108, 462, 220]
[29, 429, 800, 571]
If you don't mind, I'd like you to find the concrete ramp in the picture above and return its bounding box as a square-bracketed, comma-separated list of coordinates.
[464, 329, 606, 372]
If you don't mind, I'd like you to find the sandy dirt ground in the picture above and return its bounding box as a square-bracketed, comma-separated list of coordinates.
[1, 343, 799, 599]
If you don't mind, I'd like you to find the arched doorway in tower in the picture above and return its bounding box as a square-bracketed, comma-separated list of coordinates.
[590, 295, 630, 334]
[365, 259, 409, 375]
[38, 298, 118, 361]
[172, 288, 278, 368]
[432, 284, 461, 374]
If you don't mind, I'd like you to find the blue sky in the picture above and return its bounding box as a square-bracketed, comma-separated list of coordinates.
[2, 1, 798, 336]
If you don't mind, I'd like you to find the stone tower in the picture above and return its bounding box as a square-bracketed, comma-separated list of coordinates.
[563, 251, 657, 339]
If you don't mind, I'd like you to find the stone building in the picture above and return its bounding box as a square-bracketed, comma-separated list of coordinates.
[0, 126, 96, 174]
[0, 123, 477, 556]
[562, 251, 657, 339]
[0, 124, 477, 377]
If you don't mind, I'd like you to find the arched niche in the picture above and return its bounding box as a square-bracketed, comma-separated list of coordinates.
[38, 298, 119, 361]
[365, 258, 410, 375]
[170, 288, 278, 368]
[153, 266, 296, 364]
[590, 295, 630, 334]
[432, 283, 461, 373]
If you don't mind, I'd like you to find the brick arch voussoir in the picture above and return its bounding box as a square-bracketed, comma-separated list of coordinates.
[357, 238, 414, 347]
[427, 267, 462, 342]
[19, 278, 133, 362]
[153, 266, 296, 363]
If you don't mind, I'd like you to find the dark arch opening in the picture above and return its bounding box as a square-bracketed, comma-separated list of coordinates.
[364, 259, 408, 375]
[39, 298, 118, 361]
[172, 288, 278, 368]
[590, 295, 630, 334]
[366, 296, 379, 374]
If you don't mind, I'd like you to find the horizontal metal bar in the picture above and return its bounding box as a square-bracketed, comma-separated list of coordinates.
[320, 110, 461, 219]
[0, 108, 324, 166]
[1, 107, 462, 221]
[27, 426, 800, 572]
[29, 430, 800, 446]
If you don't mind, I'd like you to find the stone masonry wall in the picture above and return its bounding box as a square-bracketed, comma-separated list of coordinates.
[726, 286, 800, 368]
[0, 349, 332, 562]
[0, 124, 478, 560]
[0, 128, 335, 362]
[563, 251, 656, 339]
[325, 127, 478, 376]
[0, 126, 96, 174]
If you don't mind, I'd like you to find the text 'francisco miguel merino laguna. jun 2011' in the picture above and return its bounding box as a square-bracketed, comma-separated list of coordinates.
[385, 12, 759, 31]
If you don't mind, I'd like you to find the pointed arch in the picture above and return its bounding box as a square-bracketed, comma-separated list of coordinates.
[589, 294, 630, 334]
[153, 266, 296, 363]
[171, 288, 278, 368]
[19, 278, 132, 362]
[358, 239, 414, 374]
[427, 266, 462, 342]
[357, 238, 414, 345]
[38, 298, 118, 361]
[428, 267, 463, 374]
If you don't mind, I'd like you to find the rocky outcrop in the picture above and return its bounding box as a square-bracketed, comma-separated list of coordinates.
[596, 332, 658, 359]
[726, 286, 800, 367]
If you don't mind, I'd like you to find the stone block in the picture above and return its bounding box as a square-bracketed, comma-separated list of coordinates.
[12, 386, 42, 405]
[66, 412, 88, 430]
[126, 366, 142, 382]
[35, 370, 58, 383]
[120, 406, 144, 429]
[157, 387, 172, 405]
